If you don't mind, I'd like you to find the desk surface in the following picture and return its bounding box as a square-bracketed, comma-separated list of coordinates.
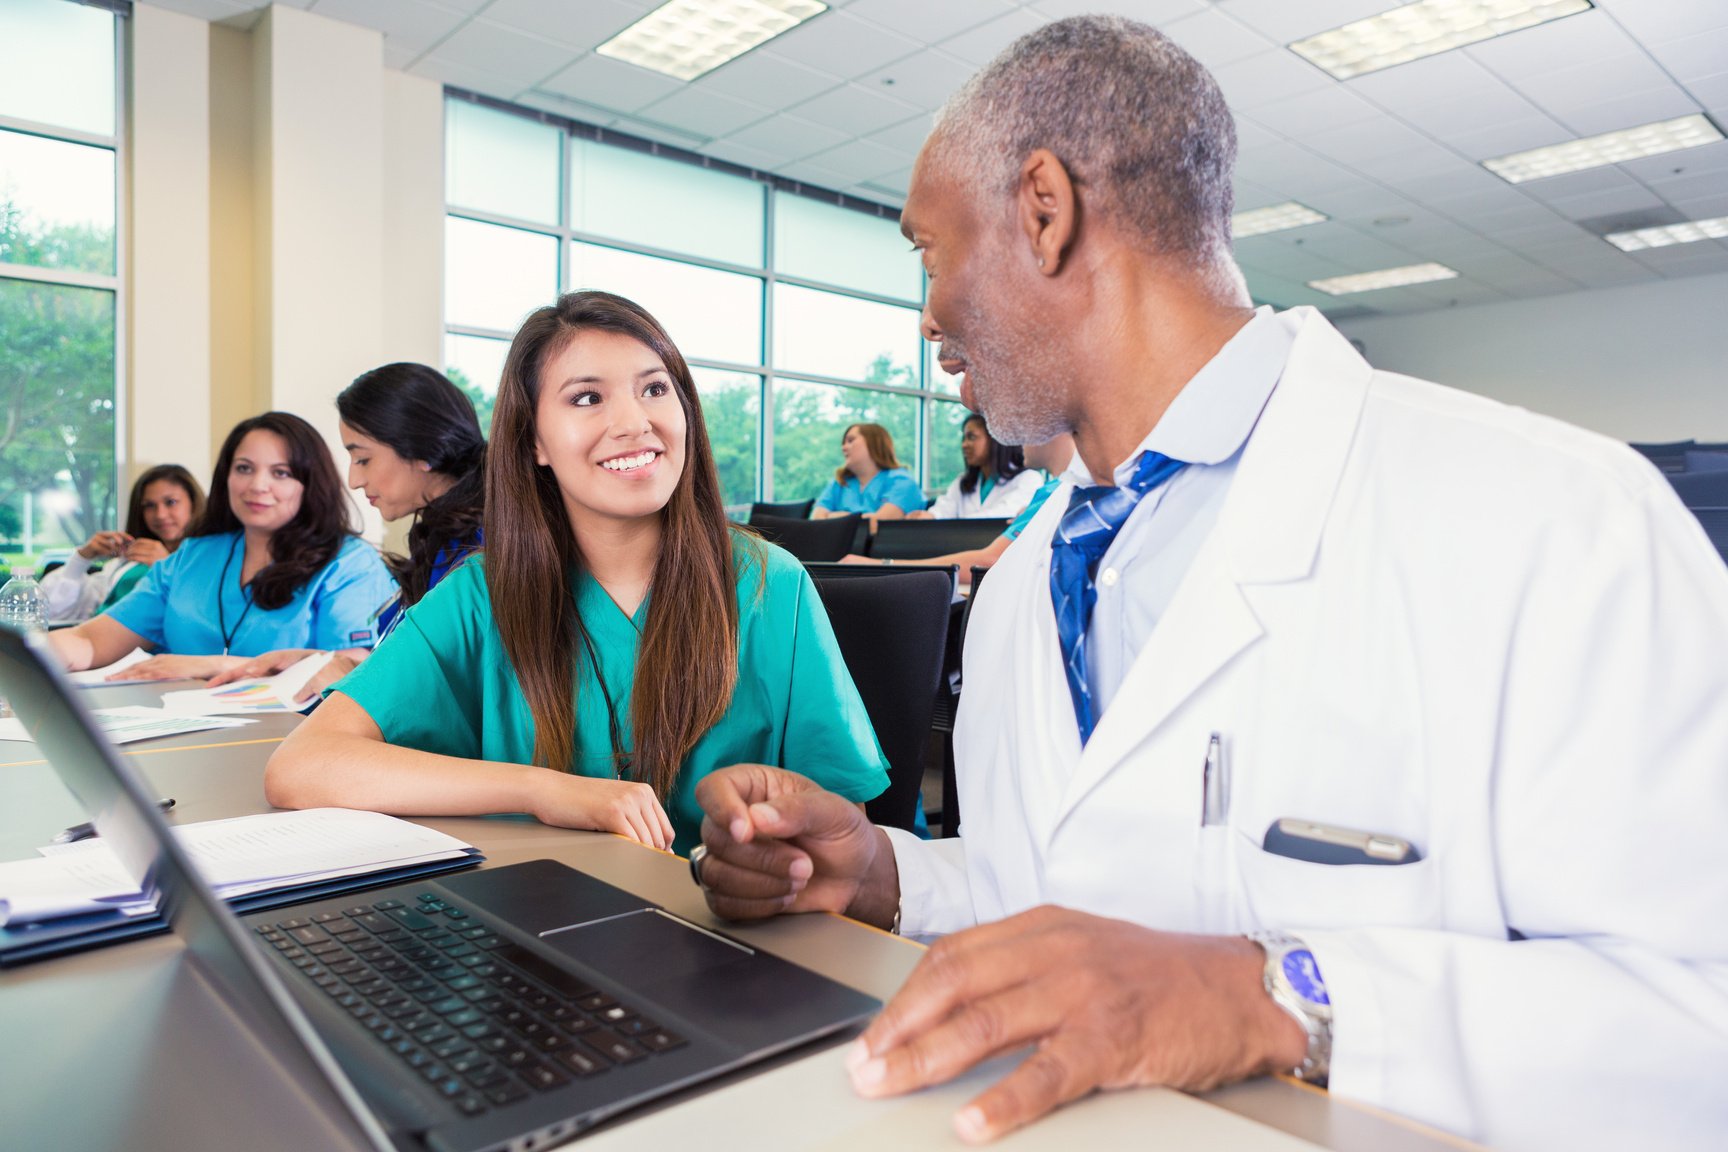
[0, 702, 1473, 1152]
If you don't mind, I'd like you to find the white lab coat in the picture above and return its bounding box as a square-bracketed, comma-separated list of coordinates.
[927, 467, 1045, 519]
[891, 309, 1728, 1151]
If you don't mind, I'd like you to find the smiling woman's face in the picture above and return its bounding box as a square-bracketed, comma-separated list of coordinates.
[227, 430, 303, 536]
[532, 328, 687, 537]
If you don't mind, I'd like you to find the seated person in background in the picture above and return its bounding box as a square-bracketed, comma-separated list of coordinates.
[913, 412, 1044, 520]
[841, 433, 1073, 585]
[209, 362, 486, 702]
[48, 412, 396, 681]
[265, 291, 888, 853]
[811, 422, 926, 521]
[40, 464, 205, 623]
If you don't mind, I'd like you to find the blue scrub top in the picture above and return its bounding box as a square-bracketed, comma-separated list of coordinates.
[816, 468, 927, 515]
[107, 531, 396, 656]
[374, 530, 482, 641]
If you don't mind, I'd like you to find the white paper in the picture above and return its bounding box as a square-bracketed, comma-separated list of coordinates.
[66, 647, 152, 685]
[2, 808, 478, 928]
[0, 706, 254, 745]
[159, 651, 333, 716]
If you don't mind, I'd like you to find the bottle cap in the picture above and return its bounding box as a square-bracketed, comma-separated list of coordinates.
[10, 565, 32, 577]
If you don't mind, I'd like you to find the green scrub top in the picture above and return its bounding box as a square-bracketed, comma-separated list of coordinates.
[332, 536, 888, 853]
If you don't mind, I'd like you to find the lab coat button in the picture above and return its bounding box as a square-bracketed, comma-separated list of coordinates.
[1100, 568, 1120, 587]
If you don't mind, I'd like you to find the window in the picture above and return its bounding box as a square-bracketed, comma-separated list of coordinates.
[0, 0, 120, 568]
[443, 96, 951, 511]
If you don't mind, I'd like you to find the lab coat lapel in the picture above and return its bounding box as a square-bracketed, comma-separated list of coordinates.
[1054, 310, 1373, 824]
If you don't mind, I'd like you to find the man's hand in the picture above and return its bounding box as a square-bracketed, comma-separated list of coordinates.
[693, 764, 898, 927]
[846, 908, 1307, 1144]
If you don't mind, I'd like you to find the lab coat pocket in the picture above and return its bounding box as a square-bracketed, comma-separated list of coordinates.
[1234, 830, 1441, 931]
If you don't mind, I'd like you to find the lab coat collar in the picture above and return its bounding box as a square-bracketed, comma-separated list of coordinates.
[1056, 308, 1372, 821]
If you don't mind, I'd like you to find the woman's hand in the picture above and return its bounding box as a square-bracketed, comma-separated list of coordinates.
[207, 648, 322, 687]
[108, 653, 245, 682]
[123, 538, 170, 566]
[534, 775, 675, 851]
[78, 531, 132, 560]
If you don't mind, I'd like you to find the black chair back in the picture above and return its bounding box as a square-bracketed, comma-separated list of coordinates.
[807, 566, 953, 832]
[751, 514, 863, 562]
[748, 499, 815, 523]
[869, 518, 1010, 561]
[1631, 439, 1695, 473]
[1669, 470, 1728, 510]
[1689, 508, 1728, 567]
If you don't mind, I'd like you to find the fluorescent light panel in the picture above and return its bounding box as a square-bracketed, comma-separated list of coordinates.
[1485, 114, 1724, 183]
[1605, 216, 1728, 252]
[1291, 0, 1591, 81]
[1232, 201, 1329, 238]
[598, 0, 827, 82]
[1309, 263, 1459, 295]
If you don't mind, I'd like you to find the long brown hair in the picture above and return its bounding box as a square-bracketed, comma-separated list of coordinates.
[191, 412, 357, 611]
[487, 291, 742, 798]
[123, 464, 205, 541]
[834, 422, 902, 484]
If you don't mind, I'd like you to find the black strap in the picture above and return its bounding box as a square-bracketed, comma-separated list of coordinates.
[216, 535, 259, 656]
[579, 627, 632, 780]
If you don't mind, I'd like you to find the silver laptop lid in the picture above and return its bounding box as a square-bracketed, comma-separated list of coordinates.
[0, 628, 394, 1151]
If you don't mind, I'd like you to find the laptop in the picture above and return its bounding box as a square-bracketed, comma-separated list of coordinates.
[0, 627, 881, 1152]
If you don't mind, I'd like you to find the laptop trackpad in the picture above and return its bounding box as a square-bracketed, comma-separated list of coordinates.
[541, 909, 754, 987]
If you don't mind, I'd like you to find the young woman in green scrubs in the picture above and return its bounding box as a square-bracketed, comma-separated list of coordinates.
[265, 292, 888, 853]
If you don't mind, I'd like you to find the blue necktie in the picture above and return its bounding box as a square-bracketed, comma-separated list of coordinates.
[1049, 449, 1188, 744]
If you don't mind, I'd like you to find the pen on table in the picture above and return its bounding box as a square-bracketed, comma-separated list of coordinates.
[52, 798, 176, 844]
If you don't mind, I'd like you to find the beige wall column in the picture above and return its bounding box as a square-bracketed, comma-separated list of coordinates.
[127, 4, 212, 481]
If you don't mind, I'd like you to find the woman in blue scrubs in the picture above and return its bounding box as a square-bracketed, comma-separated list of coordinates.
[265, 292, 887, 853]
[48, 412, 395, 681]
[810, 423, 926, 520]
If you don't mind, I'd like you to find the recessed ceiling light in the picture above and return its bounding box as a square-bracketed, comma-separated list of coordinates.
[597, 0, 827, 83]
[1605, 215, 1728, 252]
[1309, 263, 1460, 295]
[1290, 0, 1591, 81]
[1232, 201, 1329, 238]
[1484, 114, 1724, 183]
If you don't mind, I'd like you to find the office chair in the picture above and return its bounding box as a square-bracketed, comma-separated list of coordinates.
[1630, 440, 1695, 474]
[1687, 508, 1728, 566]
[807, 565, 953, 833]
[748, 498, 815, 523]
[749, 513, 864, 562]
[1669, 470, 1728, 509]
[868, 518, 1010, 561]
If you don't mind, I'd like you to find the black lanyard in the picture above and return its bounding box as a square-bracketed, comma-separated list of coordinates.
[216, 535, 259, 656]
[580, 627, 632, 780]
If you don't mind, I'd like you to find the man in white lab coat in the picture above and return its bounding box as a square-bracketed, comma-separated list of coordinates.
[689, 15, 1728, 1151]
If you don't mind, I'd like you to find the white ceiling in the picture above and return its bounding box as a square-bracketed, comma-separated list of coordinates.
[140, 0, 1728, 318]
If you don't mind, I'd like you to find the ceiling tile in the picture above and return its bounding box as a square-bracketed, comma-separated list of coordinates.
[634, 87, 772, 141]
[1348, 50, 1501, 113]
[1514, 165, 1641, 202]
[767, 10, 922, 79]
[721, 113, 851, 159]
[311, 0, 470, 59]
[1668, 189, 1728, 219]
[700, 138, 785, 172]
[1300, 183, 1422, 221]
[477, 0, 641, 51]
[428, 18, 575, 87]
[935, 9, 1048, 66]
[408, 55, 531, 101]
[1378, 160, 1509, 200]
[1512, 51, 1675, 118]
[1440, 114, 1573, 162]
[863, 113, 935, 156]
[855, 50, 975, 111]
[1232, 140, 1359, 195]
[537, 53, 683, 114]
[1212, 0, 1400, 45]
[1029, 0, 1208, 25]
[1552, 85, 1704, 138]
[1685, 71, 1728, 112]
[1209, 48, 1333, 111]
[698, 50, 841, 108]
[1464, 8, 1636, 82]
[1592, 0, 1728, 42]
[1648, 168, 1728, 203]
[1239, 86, 1382, 137]
[384, 41, 418, 70]
[800, 138, 911, 182]
[1159, 8, 1276, 68]
[845, 0, 1018, 43]
[513, 89, 619, 126]
[1548, 183, 1667, 221]
[1297, 117, 1437, 167]
[1623, 137, 1728, 183]
[1643, 25, 1728, 82]
[1389, 79, 1544, 139]
[787, 82, 921, 136]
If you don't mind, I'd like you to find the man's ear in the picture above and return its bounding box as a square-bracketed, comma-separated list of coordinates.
[1018, 148, 1076, 277]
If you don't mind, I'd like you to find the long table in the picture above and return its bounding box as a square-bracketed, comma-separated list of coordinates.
[0, 691, 1474, 1152]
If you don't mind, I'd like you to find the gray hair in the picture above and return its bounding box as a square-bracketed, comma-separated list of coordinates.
[931, 15, 1237, 267]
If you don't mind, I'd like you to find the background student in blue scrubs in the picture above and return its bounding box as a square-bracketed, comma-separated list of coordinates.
[208, 362, 487, 702]
[265, 291, 888, 854]
[811, 422, 926, 520]
[48, 411, 396, 680]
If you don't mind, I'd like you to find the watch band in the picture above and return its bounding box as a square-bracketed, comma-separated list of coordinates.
[1246, 931, 1332, 1086]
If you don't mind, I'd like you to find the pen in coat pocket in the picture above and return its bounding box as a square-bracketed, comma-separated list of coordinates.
[1201, 733, 1227, 826]
[52, 797, 176, 844]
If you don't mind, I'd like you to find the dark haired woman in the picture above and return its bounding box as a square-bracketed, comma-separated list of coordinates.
[48, 412, 395, 681]
[266, 292, 887, 852]
[40, 464, 205, 624]
[209, 363, 486, 702]
[915, 412, 1042, 520]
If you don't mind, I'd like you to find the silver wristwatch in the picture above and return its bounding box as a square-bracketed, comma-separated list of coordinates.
[1246, 931, 1332, 1085]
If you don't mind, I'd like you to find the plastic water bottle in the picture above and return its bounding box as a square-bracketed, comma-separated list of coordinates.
[0, 565, 47, 718]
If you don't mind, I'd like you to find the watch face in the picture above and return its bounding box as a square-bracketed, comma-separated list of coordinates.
[1282, 949, 1330, 1006]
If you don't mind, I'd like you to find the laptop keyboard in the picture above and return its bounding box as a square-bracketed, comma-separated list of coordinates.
[254, 891, 688, 1118]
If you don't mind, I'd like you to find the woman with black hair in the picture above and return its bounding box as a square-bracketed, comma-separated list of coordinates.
[40, 464, 206, 623]
[917, 411, 1044, 519]
[209, 363, 487, 701]
[49, 412, 395, 681]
